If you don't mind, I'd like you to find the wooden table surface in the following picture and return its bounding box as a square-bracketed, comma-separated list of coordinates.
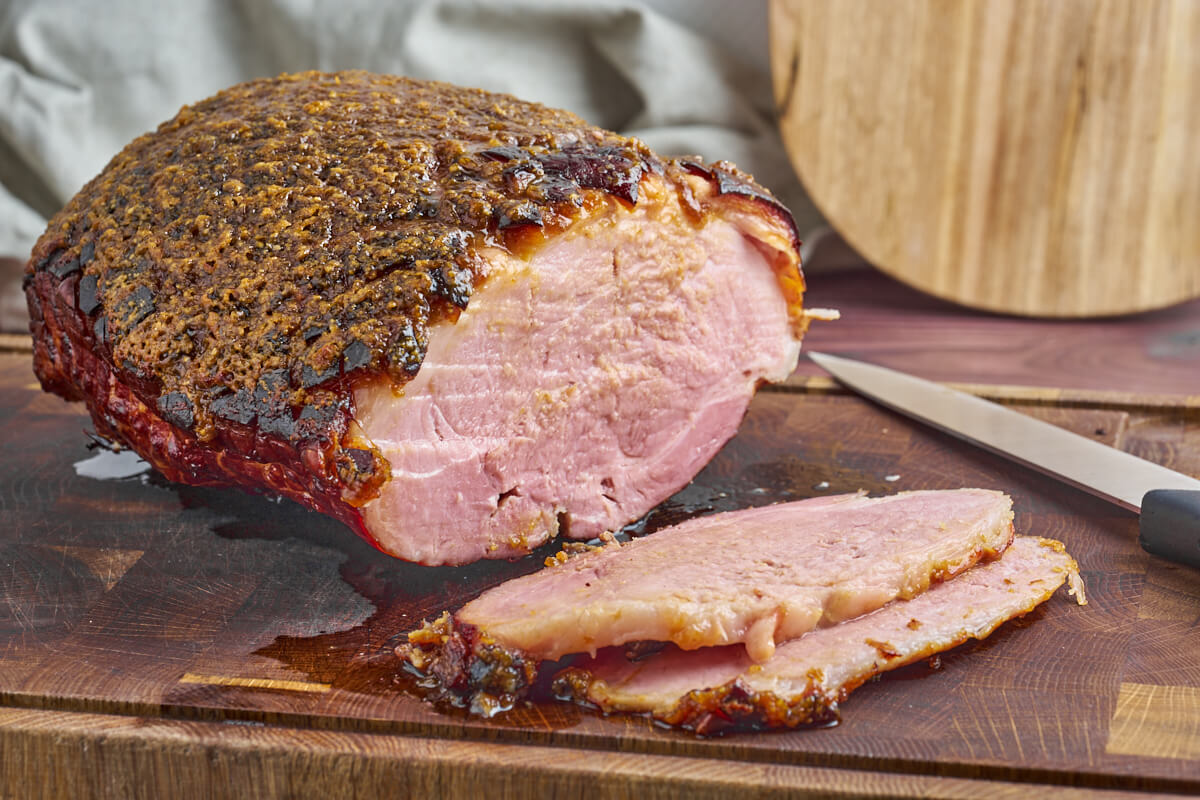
[2, 262, 1199, 799]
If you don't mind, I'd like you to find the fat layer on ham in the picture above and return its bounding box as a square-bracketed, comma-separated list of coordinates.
[554, 536, 1086, 733]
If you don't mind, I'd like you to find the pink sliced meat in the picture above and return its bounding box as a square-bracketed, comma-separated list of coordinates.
[354, 177, 807, 564]
[555, 536, 1086, 733]
[401, 489, 1015, 711]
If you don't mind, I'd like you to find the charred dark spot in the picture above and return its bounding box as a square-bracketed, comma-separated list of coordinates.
[34, 248, 62, 274]
[388, 334, 425, 376]
[254, 369, 295, 437]
[344, 448, 375, 474]
[121, 359, 150, 380]
[47, 251, 81, 279]
[93, 315, 108, 345]
[79, 240, 96, 266]
[713, 170, 773, 204]
[679, 161, 713, 181]
[77, 275, 101, 315]
[258, 409, 295, 438]
[125, 257, 153, 277]
[293, 398, 340, 441]
[502, 164, 542, 193]
[211, 388, 256, 425]
[536, 145, 642, 204]
[402, 192, 440, 220]
[679, 159, 797, 242]
[301, 362, 339, 388]
[429, 263, 472, 308]
[115, 285, 154, 328]
[301, 325, 325, 342]
[157, 391, 195, 430]
[299, 402, 337, 424]
[254, 369, 289, 402]
[342, 339, 371, 372]
[478, 145, 527, 162]
[683, 159, 776, 206]
[497, 202, 544, 229]
[534, 175, 583, 205]
[335, 446, 385, 494]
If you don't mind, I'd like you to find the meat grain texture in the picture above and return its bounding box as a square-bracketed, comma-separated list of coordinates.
[24, 71, 817, 565]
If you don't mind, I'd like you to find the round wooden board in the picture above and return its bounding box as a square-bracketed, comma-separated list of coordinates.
[769, 0, 1200, 318]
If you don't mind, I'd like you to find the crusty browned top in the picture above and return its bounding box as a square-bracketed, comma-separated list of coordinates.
[27, 70, 674, 441]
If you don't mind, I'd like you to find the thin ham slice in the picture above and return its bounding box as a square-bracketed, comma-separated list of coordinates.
[554, 536, 1085, 733]
[401, 489, 1015, 712]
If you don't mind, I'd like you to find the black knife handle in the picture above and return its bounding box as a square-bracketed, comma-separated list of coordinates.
[1140, 490, 1200, 569]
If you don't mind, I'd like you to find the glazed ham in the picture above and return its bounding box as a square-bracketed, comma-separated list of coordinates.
[23, 71, 820, 565]
[554, 536, 1086, 733]
[401, 490, 1015, 710]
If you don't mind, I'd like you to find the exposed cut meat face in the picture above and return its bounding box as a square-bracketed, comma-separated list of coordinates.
[23, 70, 817, 565]
[401, 489, 1015, 709]
[554, 536, 1086, 734]
[356, 177, 802, 563]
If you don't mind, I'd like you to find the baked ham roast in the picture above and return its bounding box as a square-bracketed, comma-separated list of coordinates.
[554, 536, 1085, 734]
[23, 71, 823, 565]
[401, 490, 1018, 713]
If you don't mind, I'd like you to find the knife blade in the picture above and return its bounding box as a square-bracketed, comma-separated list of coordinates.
[808, 351, 1200, 568]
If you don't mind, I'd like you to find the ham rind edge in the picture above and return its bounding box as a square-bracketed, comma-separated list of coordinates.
[400, 489, 1016, 712]
[554, 536, 1086, 734]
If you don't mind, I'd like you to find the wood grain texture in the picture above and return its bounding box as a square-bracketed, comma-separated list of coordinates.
[2, 351, 1200, 795]
[770, 0, 1200, 317]
[1107, 684, 1200, 760]
[7, 709, 1193, 800]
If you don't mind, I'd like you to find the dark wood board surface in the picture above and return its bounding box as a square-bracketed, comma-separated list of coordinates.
[2, 350, 1199, 797]
[794, 263, 1200, 399]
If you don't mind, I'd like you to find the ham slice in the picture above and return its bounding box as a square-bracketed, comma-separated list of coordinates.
[554, 536, 1085, 733]
[401, 489, 1015, 712]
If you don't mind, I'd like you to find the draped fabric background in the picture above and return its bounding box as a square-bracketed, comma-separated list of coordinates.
[0, 0, 822, 331]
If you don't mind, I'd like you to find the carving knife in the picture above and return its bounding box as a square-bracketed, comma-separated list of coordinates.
[808, 351, 1200, 568]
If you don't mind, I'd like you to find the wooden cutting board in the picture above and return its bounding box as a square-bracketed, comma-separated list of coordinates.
[769, 0, 1200, 318]
[2, 351, 1199, 797]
